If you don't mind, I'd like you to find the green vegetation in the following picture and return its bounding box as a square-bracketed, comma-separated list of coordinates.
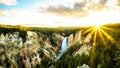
[90, 23, 120, 68]
[54, 43, 90, 68]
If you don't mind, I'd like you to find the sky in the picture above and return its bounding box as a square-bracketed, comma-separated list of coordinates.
[0, 0, 120, 27]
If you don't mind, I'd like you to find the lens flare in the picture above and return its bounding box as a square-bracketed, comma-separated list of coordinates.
[82, 25, 120, 49]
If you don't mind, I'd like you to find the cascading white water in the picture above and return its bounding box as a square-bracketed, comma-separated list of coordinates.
[60, 37, 68, 52]
[55, 37, 68, 61]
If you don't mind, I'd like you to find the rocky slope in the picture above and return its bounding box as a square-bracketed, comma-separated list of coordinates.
[0, 30, 92, 68]
[0, 31, 63, 68]
[68, 30, 92, 56]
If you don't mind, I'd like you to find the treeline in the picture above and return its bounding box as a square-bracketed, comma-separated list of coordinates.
[0, 25, 28, 42]
[0, 24, 80, 37]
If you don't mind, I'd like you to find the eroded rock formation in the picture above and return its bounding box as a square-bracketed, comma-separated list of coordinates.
[0, 31, 63, 68]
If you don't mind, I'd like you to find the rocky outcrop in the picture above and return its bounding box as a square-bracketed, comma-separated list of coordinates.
[74, 44, 92, 56]
[0, 31, 63, 68]
[68, 30, 92, 56]
[74, 34, 92, 56]
[68, 30, 82, 46]
[52, 33, 64, 46]
[77, 64, 90, 68]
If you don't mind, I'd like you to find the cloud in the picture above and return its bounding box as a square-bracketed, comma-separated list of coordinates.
[117, 0, 120, 5]
[0, 10, 7, 16]
[40, 2, 88, 17]
[39, 0, 120, 17]
[0, 10, 12, 16]
[39, 0, 109, 17]
[0, 0, 17, 6]
[0, 9, 18, 16]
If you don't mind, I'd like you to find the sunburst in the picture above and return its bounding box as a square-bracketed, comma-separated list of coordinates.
[82, 25, 120, 49]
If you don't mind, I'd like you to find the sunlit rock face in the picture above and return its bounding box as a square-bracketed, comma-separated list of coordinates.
[22, 31, 63, 60]
[68, 30, 82, 46]
[83, 34, 92, 44]
[24, 31, 39, 48]
[67, 34, 74, 46]
[74, 34, 92, 56]
[67, 30, 92, 56]
[0, 32, 22, 55]
[74, 44, 92, 56]
[0, 31, 63, 68]
[0, 33, 6, 45]
[0, 32, 24, 68]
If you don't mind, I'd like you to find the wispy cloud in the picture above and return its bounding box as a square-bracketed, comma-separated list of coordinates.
[0, 0, 17, 6]
[0, 9, 18, 16]
[39, 0, 120, 17]
[40, 1, 88, 17]
[0, 9, 65, 27]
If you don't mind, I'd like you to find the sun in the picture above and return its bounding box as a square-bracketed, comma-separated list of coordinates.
[92, 22, 103, 30]
[93, 23, 101, 28]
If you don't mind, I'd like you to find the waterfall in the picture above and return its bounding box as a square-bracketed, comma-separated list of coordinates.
[55, 37, 68, 61]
